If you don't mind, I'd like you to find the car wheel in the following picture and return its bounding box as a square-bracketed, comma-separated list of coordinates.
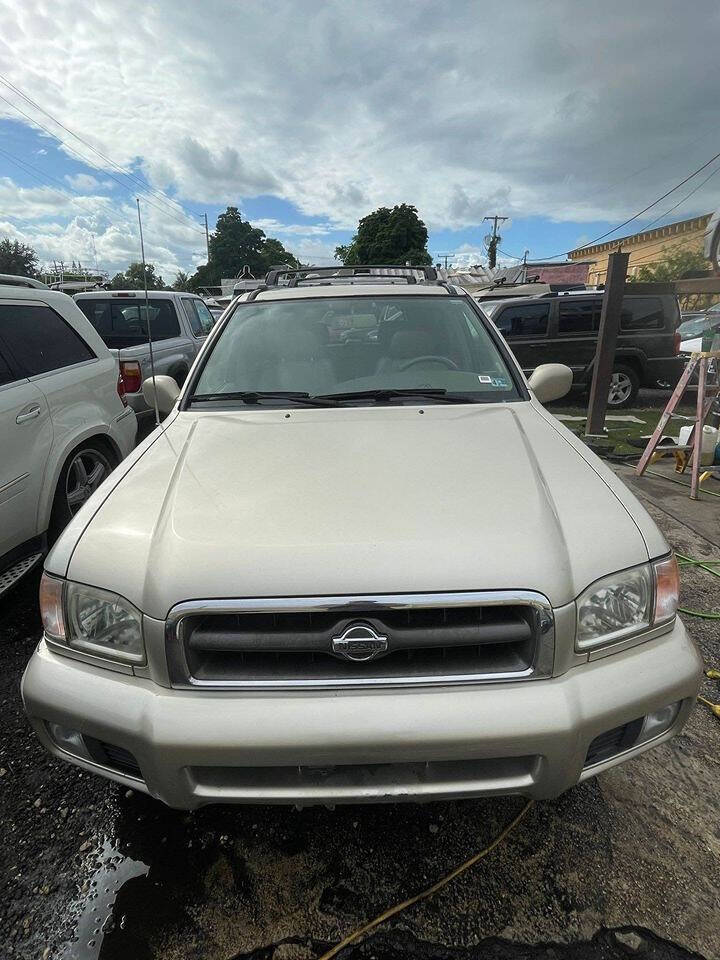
[49, 444, 115, 540]
[607, 364, 639, 408]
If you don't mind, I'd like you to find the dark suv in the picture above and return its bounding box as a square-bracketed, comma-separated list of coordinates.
[479, 293, 683, 407]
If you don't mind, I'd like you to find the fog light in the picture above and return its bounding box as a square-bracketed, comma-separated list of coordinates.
[639, 701, 681, 744]
[47, 722, 92, 762]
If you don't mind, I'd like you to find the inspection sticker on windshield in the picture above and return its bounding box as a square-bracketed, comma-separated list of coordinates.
[478, 375, 493, 383]
[492, 377, 509, 388]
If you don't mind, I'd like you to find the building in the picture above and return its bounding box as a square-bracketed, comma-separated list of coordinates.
[568, 213, 712, 285]
[493, 260, 592, 285]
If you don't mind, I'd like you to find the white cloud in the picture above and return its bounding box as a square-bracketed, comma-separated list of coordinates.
[251, 219, 334, 237]
[0, 0, 719, 272]
[64, 172, 100, 190]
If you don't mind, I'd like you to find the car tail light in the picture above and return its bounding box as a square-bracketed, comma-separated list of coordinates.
[673, 331, 681, 355]
[116, 371, 128, 407]
[120, 360, 142, 394]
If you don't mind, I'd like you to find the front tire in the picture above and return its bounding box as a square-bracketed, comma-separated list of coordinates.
[607, 364, 640, 408]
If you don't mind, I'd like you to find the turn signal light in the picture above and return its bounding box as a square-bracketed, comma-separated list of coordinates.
[653, 554, 679, 624]
[39, 573, 65, 641]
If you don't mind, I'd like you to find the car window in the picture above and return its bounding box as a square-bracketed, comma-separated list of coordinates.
[76, 298, 180, 348]
[558, 299, 600, 334]
[183, 298, 214, 337]
[0, 345, 17, 386]
[494, 302, 550, 337]
[192, 295, 521, 403]
[0, 303, 95, 376]
[620, 297, 664, 330]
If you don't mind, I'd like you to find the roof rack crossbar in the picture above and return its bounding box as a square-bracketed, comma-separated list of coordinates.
[264, 265, 438, 286]
[246, 285, 269, 301]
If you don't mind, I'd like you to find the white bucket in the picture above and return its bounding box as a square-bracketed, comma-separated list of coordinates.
[678, 424, 718, 465]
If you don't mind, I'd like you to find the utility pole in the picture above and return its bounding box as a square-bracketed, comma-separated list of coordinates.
[483, 215, 508, 269]
[585, 250, 630, 437]
[204, 213, 210, 261]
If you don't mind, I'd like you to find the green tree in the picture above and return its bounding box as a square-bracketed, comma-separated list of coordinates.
[629, 246, 709, 283]
[335, 204, 432, 265]
[109, 261, 166, 290]
[260, 237, 300, 271]
[0, 238, 39, 277]
[188, 207, 300, 291]
[172, 270, 190, 291]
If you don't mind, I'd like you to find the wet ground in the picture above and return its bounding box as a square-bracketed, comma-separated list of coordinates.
[1, 434, 719, 960]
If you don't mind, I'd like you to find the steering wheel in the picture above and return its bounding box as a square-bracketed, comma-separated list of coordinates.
[398, 356, 459, 371]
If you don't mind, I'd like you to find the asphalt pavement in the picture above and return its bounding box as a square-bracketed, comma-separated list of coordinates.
[1, 419, 719, 960]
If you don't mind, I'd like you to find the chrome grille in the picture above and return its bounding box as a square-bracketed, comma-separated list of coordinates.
[165, 591, 554, 690]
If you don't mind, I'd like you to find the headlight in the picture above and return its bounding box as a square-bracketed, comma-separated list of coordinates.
[40, 574, 145, 665]
[575, 556, 678, 652]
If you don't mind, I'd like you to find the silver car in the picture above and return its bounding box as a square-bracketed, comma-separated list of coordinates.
[74, 290, 215, 420]
[23, 267, 701, 808]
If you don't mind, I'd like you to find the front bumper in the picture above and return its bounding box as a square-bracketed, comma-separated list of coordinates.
[22, 620, 701, 808]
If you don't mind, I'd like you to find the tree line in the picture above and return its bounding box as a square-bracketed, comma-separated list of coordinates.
[0, 206, 303, 293]
[3, 203, 710, 290]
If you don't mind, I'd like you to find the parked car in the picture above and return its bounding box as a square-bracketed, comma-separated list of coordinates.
[677, 304, 720, 354]
[74, 290, 215, 420]
[479, 292, 684, 407]
[23, 265, 700, 808]
[0, 282, 136, 597]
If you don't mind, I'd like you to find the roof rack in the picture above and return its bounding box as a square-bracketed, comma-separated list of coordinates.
[264, 265, 438, 287]
[0, 273, 48, 289]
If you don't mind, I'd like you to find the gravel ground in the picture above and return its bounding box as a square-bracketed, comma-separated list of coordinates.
[1, 466, 719, 960]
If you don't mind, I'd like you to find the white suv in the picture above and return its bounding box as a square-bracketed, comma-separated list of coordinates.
[0, 281, 136, 595]
[23, 266, 700, 807]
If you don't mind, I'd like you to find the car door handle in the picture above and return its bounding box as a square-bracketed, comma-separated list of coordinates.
[16, 405, 41, 424]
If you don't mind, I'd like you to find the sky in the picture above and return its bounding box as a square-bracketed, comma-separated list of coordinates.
[0, 0, 719, 280]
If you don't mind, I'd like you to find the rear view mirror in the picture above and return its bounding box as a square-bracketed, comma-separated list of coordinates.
[142, 375, 180, 416]
[528, 364, 573, 404]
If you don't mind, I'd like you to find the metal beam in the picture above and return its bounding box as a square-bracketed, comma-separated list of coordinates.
[586, 251, 630, 436]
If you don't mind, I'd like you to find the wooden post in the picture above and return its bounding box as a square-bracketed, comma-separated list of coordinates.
[585, 251, 630, 437]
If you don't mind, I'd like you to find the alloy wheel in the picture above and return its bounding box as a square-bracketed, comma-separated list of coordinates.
[608, 372, 633, 406]
[65, 449, 112, 516]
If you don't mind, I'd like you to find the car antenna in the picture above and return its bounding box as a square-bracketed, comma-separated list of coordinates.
[136, 198, 160, 426]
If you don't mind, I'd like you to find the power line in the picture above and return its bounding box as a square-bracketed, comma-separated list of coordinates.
[0, 73, 204, 227]
[0, 145, 86, 204]
[546, 146, 720, 260]
[632, 162, 720, 235]
[0, 89, 206, 238]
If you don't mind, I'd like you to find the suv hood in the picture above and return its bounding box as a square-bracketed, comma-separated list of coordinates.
[64, 404, 657, 619]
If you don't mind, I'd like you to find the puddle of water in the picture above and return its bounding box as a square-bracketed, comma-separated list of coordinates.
[60, 839, 148, 960]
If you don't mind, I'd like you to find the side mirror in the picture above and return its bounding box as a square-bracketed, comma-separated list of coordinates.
[528, 364, 573, 404]
[142, 375, 180, 416]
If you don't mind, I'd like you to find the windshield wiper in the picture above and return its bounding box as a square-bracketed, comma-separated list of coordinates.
[313, 388, 475, 404]
[189, 391, 339, 407]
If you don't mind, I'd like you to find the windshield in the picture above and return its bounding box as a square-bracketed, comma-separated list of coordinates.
[678, 315, 720, 340]
[192, 295, 521, 404]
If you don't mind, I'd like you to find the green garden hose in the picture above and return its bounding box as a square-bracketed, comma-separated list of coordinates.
[676, 553, 720, 618]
